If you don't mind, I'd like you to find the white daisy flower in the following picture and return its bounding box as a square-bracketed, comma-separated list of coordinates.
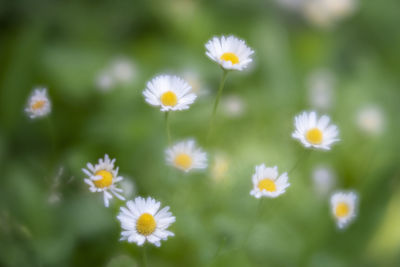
[82, 154, 125, 207]
[330, 191, 358, 229]
[117, 196, 175, 247]
[292, 111, 340, 150]
[250, 164, 290, 198]
[205, 35, 254, 71]
[165, 139, 207, 172]
[25, 87, 51, 119]
[143, 75, 197, 112]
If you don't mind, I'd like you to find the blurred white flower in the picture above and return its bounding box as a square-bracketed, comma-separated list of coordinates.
[221, 94, 246, 118]
[117, 196, 175, 247]
[165, 139, 207, 172]
[307, 69, 335, 110]
[330, 191, 358, 229]
[211, 153, 229, 182]
[82, 154, 125, 207]
[120, 178, 136, 199]
[182, 70, 209, 97]
[48, 167, 64, 204]
[292, 111, 340, 150]
[205, 35, 254, 71]
[250, 164, 290, 199]
[111, 58, 136, 83]
[25, 87, 51, 119]
[48, 193, 61, 204]
[95, 58, 136, 91]
[143, 75, 197, 112]
[356, 105, 385, 136]
[96, 70, 115, 91]
[312, 165, 336, 197]
[303, 0, 357, 27]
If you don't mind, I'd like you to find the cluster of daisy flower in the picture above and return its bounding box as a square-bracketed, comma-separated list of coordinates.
[79, 138, 208, 247]
[22, 34, 368, 252]
[82, 154, 177, 247]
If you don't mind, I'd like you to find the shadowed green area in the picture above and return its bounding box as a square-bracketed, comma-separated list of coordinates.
[1, 0, 400, 266]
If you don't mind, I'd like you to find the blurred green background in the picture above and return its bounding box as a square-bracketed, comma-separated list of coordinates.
[1, 0, 400, 266]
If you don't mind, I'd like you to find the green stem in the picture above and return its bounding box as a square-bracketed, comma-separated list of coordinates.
[242, 198, 265, 248]
[288, 149, 312, 176]
[46, 116, 56, 154]
[165, 111, 171, 144]
[142, 244, 148, 267]
[207, 69, 229, 142]
[209, 235, 227, 265]
[45, 116, 57, 172]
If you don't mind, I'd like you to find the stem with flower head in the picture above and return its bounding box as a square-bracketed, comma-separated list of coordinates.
[240, 150, 311, 248]
[207, 69, 229, 141]
[165, 111, 171, 144]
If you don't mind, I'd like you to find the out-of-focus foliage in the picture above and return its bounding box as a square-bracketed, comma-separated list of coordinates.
[0, 0, 399, 266]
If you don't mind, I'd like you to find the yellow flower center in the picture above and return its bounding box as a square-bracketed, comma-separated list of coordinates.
[257, 178, 277, 192]
[174, 153, 193, 170]
[32, 100, 46, 110]
[161, 91, 178, 106]
[306, 128, 323, 145]
[136, 213, 156, 236]
[335, 202, 350, 218]
[220, 52, 239, 65]
[94, 170, 113, 188]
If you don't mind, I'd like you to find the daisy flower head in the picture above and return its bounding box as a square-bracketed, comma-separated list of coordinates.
[292, 111, 339, 150]
[82, 154, 125, 207]
[250, 164, 290, 199]
[143, 75, 197, 112]
[25, 87, 51, 119]
[117, 196, 175, 247]
[165, 139, 207, 172]
[205, 35, 254, 71]
[330, 191, 358, 229]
